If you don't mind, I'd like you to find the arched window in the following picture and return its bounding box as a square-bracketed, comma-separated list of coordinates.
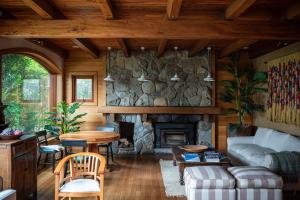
[1, 54, 51, 132]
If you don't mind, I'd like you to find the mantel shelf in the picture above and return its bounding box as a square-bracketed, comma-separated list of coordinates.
[98, 106, 221, 115]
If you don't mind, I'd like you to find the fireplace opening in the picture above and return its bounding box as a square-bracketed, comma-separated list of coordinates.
[154, 122, 196, 148]
[119, 122, 134, 148]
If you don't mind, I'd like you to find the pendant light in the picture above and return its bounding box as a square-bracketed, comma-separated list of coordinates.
[137, 46, 149, 82]
[170, 46, 181, 82]
[204, 46, 215, 82]
[104, 47, 114, 82]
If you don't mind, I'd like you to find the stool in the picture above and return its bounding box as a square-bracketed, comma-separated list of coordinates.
[228, 166, 283, 200]
[184, 166, 236, 200]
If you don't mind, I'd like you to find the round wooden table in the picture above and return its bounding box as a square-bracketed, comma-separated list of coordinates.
[59, 131, 120, 153]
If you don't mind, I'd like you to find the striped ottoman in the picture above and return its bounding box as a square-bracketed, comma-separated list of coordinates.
[228, 167, 283, 200]
[184, 166, 236, 200]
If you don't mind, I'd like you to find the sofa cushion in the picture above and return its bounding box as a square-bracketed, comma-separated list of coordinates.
[279, 134, 300, 152]
[228, 166, 283, 189]
[184, 166, 235, 189]
[264, 130, 289, 152]
[253, 127, 273, 147]
[230, 143, 275, 166]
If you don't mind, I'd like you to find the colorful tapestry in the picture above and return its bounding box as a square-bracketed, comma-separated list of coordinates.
[266, 53, 300, 126]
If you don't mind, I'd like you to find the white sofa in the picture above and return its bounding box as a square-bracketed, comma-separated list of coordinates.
[227, 127, 300, 169]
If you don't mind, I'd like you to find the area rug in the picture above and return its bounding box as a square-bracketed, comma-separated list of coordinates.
[159, 159, 186, 197]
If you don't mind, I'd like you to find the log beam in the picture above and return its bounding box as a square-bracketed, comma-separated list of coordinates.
[71, 38, 99, 58]
[189, 40, 210, 57]
[220, 39, 257, 57]
[22, 0, 65, 19]
[96, 0, 114, 19]
[116, 38, 129, 57]
[225, 0, 256, 19]
[157, 39, 168, 57]
[0, 8, 16, 19]
[167, 0, 183, 20]
[286, 2, 300, 20]
[1, 19, 300, 40]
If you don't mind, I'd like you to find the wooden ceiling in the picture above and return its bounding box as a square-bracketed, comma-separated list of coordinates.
[0, 0, 299, 58]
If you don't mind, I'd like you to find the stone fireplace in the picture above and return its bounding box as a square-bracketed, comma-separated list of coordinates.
[102, 50, 216, 154]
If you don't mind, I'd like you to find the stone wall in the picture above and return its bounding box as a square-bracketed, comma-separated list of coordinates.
[106, 50, 211, 106]
[105, 50, 212, 154]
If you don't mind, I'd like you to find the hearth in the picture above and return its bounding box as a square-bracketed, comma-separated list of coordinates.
[154, 123, 196, 148]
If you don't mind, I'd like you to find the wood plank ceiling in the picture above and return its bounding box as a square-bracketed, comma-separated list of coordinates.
[0, 0, 299, 58]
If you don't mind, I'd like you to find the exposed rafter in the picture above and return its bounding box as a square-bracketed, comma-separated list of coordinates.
[0, 8, 16, 19]
[22, 0, 65, 19]
[225, 0, 256, 19]
[167, 0, 183, 20]
[286, 2, 300, 20]
[221, 39, 257, 57]
[96, 0, 114, 19]
[157, 39, 168, 57]
[26, 38, 68, 59]
[189, 40, 210, 57]
[71, 38, 99, 58]
[1, 19, 300, 40]
[116, 39, 129, 57]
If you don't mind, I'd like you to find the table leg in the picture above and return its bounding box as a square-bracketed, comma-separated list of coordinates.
[88, 144, 99, 153]
[179, 164, 185, 185]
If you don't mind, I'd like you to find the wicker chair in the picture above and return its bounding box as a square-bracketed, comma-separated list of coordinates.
[54, 152, 106, 200]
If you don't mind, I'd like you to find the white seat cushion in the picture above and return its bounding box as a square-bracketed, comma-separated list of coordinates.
[230, 144, 275, 166]
[41, 144, 64, 152]
[60, 179, 100, 193]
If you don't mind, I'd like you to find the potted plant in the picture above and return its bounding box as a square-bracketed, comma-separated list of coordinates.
[44, 101, 87, 137]
[219, 54, 267, 136]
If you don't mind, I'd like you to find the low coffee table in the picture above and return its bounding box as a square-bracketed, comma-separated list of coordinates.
[172, 146, 231, 185]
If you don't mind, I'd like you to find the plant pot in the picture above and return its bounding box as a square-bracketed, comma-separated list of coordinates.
[227, 123, 257, 137]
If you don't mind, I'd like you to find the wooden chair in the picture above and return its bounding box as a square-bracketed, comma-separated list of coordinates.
[61, 140, 87, 156]
[96, 127, 115, 166]
[36, 130, 64, 172]
[0, 176, 16, 200]
[54, 152, 106, 200]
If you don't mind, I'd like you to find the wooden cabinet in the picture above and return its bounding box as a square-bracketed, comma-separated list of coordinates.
[0, 135, 37, 200]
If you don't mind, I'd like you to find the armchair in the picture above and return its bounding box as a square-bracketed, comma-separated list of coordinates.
[54, 152, 106, 200]
[0, 177, 16, 200]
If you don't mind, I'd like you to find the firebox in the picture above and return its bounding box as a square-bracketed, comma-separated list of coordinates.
[154, 122, 196, 148]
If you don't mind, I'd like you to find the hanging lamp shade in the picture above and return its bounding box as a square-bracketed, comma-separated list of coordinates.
[171, 46, 181, 82]
[104, 47, 114, 82]
[138, 46, 149, 82]
[204, 46, 215, 82]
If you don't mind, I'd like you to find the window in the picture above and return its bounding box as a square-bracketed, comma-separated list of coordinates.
[22, 79, 41, 102]
[72, 75, 94, 102]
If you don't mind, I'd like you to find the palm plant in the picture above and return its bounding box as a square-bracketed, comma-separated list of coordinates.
[219, 54, 268, 126]
[44, 101, 87, 136]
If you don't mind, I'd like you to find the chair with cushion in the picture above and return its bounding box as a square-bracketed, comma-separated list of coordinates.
[54, 152, 106, 200]
[96, 126, 115, 166]
[36, 130, 64, 172]
[0, 177, 16, 200]
[60, 140, 87, 156]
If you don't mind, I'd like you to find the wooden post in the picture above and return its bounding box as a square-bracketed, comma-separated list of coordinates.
[211, 48, 217, 149]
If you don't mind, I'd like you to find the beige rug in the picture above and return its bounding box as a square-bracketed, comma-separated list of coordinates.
[159, 159, 186, 197]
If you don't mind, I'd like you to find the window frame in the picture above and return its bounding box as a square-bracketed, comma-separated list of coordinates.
[72, 75, 95, 103]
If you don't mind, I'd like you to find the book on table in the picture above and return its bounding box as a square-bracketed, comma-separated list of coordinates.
[182, 153, 200, 162]
[204, 151, 220, 162]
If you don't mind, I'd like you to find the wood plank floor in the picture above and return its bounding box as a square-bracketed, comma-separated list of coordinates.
[37, 154, 185, 200]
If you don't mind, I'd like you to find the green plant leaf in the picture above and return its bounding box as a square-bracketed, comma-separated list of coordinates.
[219, 92, 234, 103]
[252, 72, 267, 82]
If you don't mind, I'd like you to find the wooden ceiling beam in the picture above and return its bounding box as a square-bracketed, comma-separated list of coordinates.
[116, 39, 129, 57]
[0, 8, 16, 19]
[22, 0, 65, 19]
[286, 2, 300, 20]
[25, 38, 68, 59]
[189, 40, 210, 57]
[1, 19, 300, 40]
[96, 0, 114, 19]
[71, 38, 99, 58]
[221, 39, 257, 57]
[225, 0, 257, 19]
[157, 39, 168, 57]
[167, 0, 183, 20]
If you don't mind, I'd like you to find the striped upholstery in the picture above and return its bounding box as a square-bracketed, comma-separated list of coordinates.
[237, 189, 282, 200]
[186, 189, 236, 200]
[184, 166, 235, 189]
[228, 167, 283, 189]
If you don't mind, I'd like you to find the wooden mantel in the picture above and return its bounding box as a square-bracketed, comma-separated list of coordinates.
[98, 106, 221, 122]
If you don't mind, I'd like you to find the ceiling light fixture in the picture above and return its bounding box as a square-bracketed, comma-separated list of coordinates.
[170, 46, 181, 82]
[204, 47, 215, 82]
[104, 47, 114, 82]
[137, 47, 149, 82]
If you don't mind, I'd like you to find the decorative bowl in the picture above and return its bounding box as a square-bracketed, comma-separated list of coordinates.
[182, 145, 208, 153]
[0, 134, 23, 140]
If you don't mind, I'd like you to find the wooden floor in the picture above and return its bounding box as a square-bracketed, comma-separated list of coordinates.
[38, 154, 185, 200]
